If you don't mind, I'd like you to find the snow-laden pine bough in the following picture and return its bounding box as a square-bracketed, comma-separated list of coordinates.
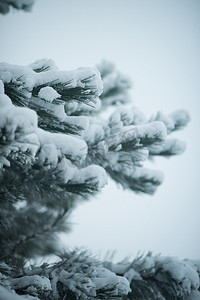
[0, 59, 198, 299]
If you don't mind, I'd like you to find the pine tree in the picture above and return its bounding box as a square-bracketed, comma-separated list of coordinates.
[0, 58, 199, 300]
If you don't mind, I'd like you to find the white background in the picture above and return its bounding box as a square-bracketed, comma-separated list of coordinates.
[0, 0, 200, 262]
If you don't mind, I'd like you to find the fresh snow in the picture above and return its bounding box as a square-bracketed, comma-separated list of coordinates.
[132, 167, 164, 184]
[0, 94, 87, 169]
[38, 86, 61, 102]
[137, 121, 167, 142]
[0, 79, 4, 94]
[74, 165, 108, 190]
[29, 58, 59, 72]
[11, 275, 51, 291]
[0, 93, 109, 191]
[151, 109, 190, 132]
[106, 255, 200, 297]
[169, 109, 191, 129]
[0, 286, 39, 300]
[92, 267, 130, 294]
[155, 256, 199, 294]
[0, 61, 103, 98]
[150, 138, 186, 155]
[109, 106, 147, 126]
[0, 94, 38, 141]
[0, 62, 36, 89]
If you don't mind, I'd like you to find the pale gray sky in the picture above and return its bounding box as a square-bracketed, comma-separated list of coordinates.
[0, 0, 200, 262]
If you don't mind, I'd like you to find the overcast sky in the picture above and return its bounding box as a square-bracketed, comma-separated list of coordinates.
[0, 0, 200, 262]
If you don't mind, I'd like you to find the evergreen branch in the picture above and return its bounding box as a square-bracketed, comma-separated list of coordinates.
[102, 86, 125, 98]
[33, 66, 51, 73]
[4, 81, 29, 107]
[106, 167, 163, 195]
[0, 60, 193, 300]
[32, 75, 98, 106]
[60, 177, 100, 195]
[29, 101, 83, 135]
[10, 209, 69, 256]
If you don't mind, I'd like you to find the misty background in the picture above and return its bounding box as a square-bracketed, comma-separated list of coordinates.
[0, 0, 199, 262]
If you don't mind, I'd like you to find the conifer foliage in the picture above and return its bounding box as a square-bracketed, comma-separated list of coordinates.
[0, 58, 199, 300]
[0, 0, 35, 14]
